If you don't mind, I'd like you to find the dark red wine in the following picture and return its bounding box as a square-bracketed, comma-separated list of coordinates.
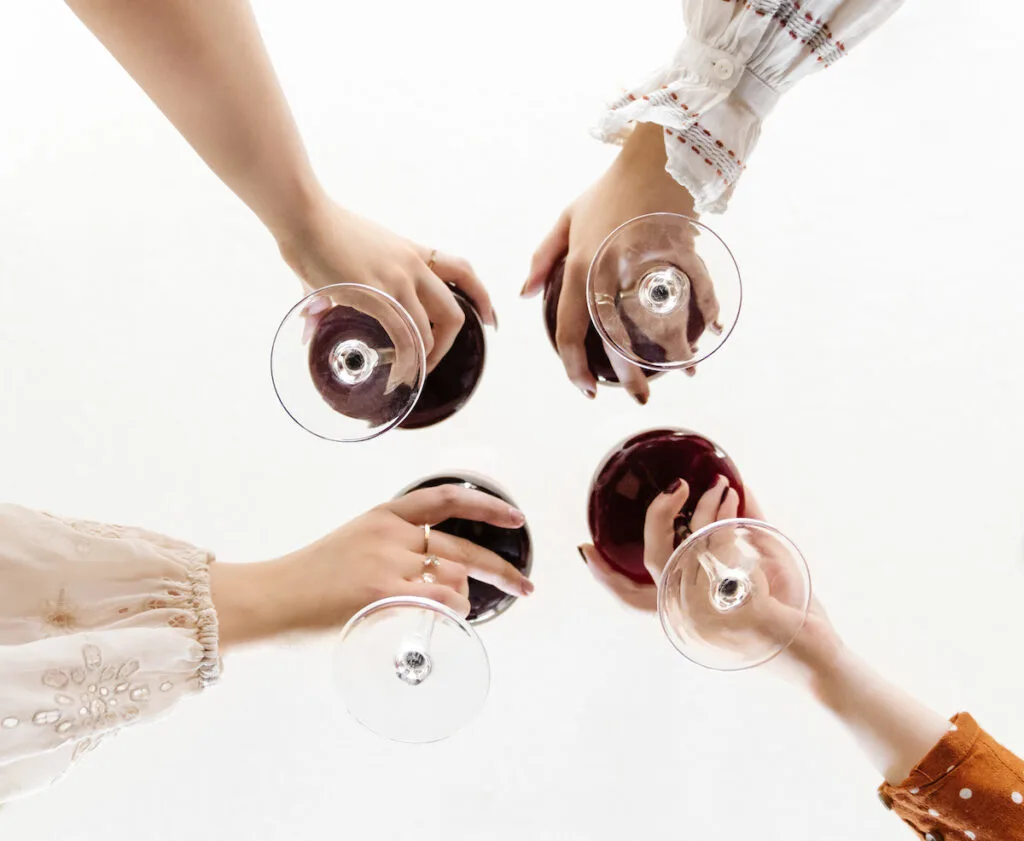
[309, 286, 485, 431]
[400, 287, 485, 430]
[543, 260, 704, 383]
[400, 474, 531, 623]
[308, 304, 414, 428]
[587, 428, 744, 585]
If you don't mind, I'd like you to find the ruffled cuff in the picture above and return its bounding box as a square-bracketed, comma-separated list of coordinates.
[594, 36, 779, 214]
[877, 713, 1024, 840]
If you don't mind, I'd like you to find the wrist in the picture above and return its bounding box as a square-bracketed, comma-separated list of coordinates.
[209, 560, 293, 649]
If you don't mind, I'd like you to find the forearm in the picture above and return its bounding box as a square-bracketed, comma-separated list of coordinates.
[809, 644, 950, 784]
[209, 559, 293, 649]
[66, 0, 323, 240]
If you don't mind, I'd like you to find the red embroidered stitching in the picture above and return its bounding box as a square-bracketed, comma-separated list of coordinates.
[738, 0, 846, 65]
[664, 124, 744, 186]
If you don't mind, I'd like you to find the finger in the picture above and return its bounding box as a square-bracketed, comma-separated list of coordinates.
[523, 208, 571, 298]
[416, 271, 465, 370]
[742, 488, 766, 521]
[412, 554, 470, 600]
[555, 255, 598, 398]
[682, 251, 720, 332]
[393, 285, 435, 362]
[581, 544, 657, 612]
[385, 485, 526, 530]
[643, 479, 691, 580]
[605, 340, 651, 406]
[401, 581, 472, 618]
[429, 251, 495, 326]
[299, 293, 333, 344]
[429, 530, 532, 598]
[718, 487, 740, 520]
[690, 475, 730, 532]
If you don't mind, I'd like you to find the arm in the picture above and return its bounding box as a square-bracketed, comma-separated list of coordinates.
[65, 0, 319, 244]
[64, 0, 495, 367]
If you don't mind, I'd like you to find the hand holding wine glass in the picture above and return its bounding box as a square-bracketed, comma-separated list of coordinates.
[522, 123, 724, 403]
[211, 484, 532, 649]
[280, 196, 495, 372]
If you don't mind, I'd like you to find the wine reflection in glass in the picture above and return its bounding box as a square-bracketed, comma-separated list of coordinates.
[332, 473, 532, 743]
[543, 213, 742, 389]
[271, 282, 487, 442]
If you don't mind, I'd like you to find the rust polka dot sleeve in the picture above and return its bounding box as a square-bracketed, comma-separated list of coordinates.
[878, 713, 1024, 840]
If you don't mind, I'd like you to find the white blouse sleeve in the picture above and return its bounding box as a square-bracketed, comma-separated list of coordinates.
[0, 504, 220, 804]
[594, 0, 904, 213]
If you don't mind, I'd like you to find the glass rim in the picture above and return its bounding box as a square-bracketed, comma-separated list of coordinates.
[585, 212, 743, 372]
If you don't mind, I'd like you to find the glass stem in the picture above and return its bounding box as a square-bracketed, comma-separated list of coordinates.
[696, 550, 751, 612]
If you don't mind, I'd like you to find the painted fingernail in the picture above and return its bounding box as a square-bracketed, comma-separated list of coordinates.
[577, 545, 588, 565]
[666, 478, 683, 494]
[519, 280, 531, 297]
[684, 366, 697, 378]
[491, 309, 499, 330]
[712, 320, 724, 334]
[635, 392, 648, 406]
[582, 386, 597, 400]
[509, 507, 526, 526]
[521, 578, 535, 596]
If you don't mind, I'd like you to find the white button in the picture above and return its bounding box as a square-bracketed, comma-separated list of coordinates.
[714, 59, 735, 80]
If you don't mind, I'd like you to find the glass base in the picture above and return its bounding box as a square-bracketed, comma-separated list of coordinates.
[332, 596, 490, 743]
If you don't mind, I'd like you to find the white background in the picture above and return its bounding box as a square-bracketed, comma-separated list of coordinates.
[1, 1, 1023, 839]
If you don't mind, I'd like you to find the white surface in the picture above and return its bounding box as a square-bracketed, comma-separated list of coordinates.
[1, 1, 1022, 839]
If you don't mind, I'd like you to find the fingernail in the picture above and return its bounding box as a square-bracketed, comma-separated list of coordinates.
[582, 386, 596, 400]
[577, 545, 588, 565]
[666, 478, 683, 494]
[712, 320, 724, 334]
[519, 280, 531, 297]
[635, 392, 648, 406]
[509, 507, 526, 526]
[684, 366, 697, 378]
[491, 309, 499, 331]
[521, 578, 535, 596]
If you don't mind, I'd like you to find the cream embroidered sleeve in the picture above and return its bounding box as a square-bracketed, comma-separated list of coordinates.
[0, 504, 220, 803]
[594, 0, 904, 213]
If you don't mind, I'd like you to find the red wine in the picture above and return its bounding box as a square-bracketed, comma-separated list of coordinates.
[587, 428, 744, 585]
[308, 304, 413, 428]
[400, 287, 485, 430]
[543, 260, 704, 383]
[308, 286, 485, 431]
[399, 474, 531, 623]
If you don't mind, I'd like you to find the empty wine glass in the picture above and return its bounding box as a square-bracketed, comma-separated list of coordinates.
[657, 518, 812, 671]
[271, 283, 486, 442]
[587, 427, 746, 585]
[332, 473, 532, 742]
[543, 213, 741, 385]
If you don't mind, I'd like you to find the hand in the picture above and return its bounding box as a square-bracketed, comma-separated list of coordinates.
[522, 123, 719, 404]
[579, 479, 841, 680]
[212, 484, 532, 647]
[278, 194, 495, 372]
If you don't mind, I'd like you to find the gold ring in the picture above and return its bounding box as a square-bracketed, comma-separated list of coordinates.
[422, 523, 431, 553]
[423, 554, 441, 571]
[427, 248, 438, 272]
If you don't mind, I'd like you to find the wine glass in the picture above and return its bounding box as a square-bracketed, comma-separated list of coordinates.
[332, 473, 532, 742]
[543, 213, 741, 386]
[657, 518, 812, 671]
[271, 283, 486, 442]
[587, 427, 745, 585]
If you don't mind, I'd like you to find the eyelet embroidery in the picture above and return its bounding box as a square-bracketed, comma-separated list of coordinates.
[22, 644, 158, 757]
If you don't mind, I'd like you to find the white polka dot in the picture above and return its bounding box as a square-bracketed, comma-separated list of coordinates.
[965, 832, 976, 840]
[929, 808, 941, 817]
[960, 788, 973, 799]
[910, 787, 920, 794]
[1012, 791, 1023, 804]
